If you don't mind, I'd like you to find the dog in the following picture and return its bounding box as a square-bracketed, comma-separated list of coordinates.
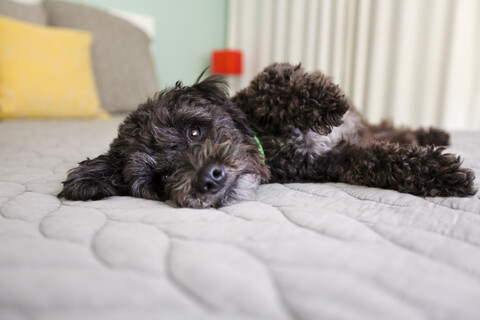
[59, 63, 477, 208]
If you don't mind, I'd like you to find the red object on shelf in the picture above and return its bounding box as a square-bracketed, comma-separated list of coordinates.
[211, 50, 242, 75]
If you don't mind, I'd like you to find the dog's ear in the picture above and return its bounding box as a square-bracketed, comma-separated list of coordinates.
[223, 100, 256, 137]
[58, 154, 118, 200]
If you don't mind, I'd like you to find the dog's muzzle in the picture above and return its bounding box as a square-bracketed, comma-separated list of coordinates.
[196, 163, 226, 194]
[167, 137, 269, 208]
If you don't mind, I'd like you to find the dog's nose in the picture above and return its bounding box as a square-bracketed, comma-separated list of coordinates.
[196, 163, 226, 194]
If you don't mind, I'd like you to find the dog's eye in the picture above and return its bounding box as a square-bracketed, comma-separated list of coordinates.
[187, 127, 201, 142]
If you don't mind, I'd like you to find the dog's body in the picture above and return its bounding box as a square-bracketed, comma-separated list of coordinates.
[59, 63, 476, 208]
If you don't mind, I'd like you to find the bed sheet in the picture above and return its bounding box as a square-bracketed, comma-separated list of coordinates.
[1, 117, 480, 320]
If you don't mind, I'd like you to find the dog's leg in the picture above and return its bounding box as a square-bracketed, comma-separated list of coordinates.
[324, 141, 476, 197]
[368, 120, 450, 146]
[58, 154, 119, 200]
[232, 63, 350, 136]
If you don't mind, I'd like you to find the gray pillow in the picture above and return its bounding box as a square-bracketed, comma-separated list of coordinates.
[0, 0, 47, 24]
[44, 0, 159, 113]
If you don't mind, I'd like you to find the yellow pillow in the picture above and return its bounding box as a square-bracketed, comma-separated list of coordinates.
[0, 16, 109, 119]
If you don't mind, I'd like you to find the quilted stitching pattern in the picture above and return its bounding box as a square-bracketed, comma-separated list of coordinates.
[1, 117, 480, 320]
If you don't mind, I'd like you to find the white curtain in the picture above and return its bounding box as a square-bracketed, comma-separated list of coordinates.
[226, 0, 480, 130]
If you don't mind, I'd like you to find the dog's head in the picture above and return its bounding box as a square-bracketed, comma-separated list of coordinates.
[59, 75, 270, 208]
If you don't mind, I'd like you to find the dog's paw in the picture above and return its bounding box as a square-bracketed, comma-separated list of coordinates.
[439, 167, 477, 197]
[58, 155, 118, 201]
[423, 151, 476, 197]
[435, 166, 477, 197]
[232, 63, 350, 135]
[415, 127, 450, 146]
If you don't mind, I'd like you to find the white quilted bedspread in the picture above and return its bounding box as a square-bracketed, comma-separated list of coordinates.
[1, 116, 480, 320]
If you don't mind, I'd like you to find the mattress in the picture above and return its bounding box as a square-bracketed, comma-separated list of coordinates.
[1, 116, 480, 320]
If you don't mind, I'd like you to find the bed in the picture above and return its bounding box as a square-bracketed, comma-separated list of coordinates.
[1, 116, 480, 320]
[2, 1, 480, 319]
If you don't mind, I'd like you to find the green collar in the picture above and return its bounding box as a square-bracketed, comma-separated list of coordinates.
[254, 136, 265, 162]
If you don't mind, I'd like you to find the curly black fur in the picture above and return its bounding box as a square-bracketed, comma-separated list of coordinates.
[59, 76, 269, 208]
[232, 63, 350, 136]
[59, 62, 477, 208]
[232, 63, 476, 198]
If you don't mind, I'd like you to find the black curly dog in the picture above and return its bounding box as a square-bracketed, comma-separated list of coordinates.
[59, 63, 477, 208]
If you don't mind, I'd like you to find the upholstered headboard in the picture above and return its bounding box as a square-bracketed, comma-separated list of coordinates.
[0, 0, 159, 117]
